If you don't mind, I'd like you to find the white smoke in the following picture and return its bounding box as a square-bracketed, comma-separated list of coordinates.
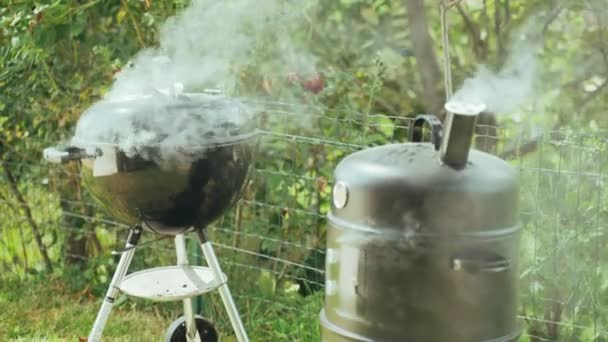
[449, 18, 545, 114]
[72, 91, 256, 162]
[105, 0, 287, 98]
[72, 0, 318, 160]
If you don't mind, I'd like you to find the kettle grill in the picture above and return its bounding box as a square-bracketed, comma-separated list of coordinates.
[44, 90, 256, 342]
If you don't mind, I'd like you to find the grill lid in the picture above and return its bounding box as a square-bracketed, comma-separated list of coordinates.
[71, 88, 257, 153]
[329, 112, 519, 240]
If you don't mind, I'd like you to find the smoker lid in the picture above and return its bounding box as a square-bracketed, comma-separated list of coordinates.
[71, 91, 257, 150]
[329, 142, 519, 237]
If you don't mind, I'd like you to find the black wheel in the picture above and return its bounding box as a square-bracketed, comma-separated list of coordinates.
[165, 315, 219, 342]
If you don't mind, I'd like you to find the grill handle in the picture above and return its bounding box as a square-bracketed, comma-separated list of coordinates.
[43, 146, 101, 164]
[408, 114, 443, 151]
[450, 254, 510, 274]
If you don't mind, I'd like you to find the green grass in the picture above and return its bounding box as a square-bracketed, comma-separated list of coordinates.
[0, 276, 323, 341]
[0, 278, 168, 341]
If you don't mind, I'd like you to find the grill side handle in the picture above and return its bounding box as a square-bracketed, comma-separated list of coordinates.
[43, 146, 101, 164]
[450, 254, 510, 274]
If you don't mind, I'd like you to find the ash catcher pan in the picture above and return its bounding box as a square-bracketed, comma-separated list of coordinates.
[43, 89, 258, 235]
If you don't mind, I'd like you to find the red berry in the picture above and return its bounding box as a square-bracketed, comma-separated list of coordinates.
[302, 73, 324, 94]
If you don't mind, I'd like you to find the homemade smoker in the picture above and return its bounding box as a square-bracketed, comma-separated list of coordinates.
[320, 102, 522, 341]
[44, 90, 256, 342]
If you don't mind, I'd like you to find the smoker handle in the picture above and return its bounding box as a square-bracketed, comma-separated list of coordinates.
[408, 114, 443, 151]
[450, 255, 510, 274]
[43, 146, 101, 164]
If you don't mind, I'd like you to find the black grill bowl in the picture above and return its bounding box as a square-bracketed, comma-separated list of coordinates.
[78, 136, 256, 235]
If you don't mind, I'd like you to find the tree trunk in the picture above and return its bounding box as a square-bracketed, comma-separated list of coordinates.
[475, 112, 498, 154]
[60, 163, 89, 267]
[62, 201, 89, 266]
[404, 0, 444, 115]
[2, 162, 54, 272]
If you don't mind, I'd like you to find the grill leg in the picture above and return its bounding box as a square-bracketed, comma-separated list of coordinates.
[88, 227, 142, 342]
[175, 234, 201, 342]
[197, 230, 249, 342]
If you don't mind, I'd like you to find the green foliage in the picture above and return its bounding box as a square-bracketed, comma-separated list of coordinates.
[1, 0, 607, 340]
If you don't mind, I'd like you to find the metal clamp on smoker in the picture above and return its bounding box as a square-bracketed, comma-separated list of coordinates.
[320, 102, 522, 342]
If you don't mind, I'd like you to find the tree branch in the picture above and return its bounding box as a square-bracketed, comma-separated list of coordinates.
[579, 77, 608, 111]
[456, 4, 487, 61]
[475, 113, 498, 154]
[495, 0, 504, 60]
[500, 137, 540, 160]
[482, 0, 490, 36]
[121, 0, 145, 48]
[404, 0, 444, 114]
[542, 5, 564, 35]
[504, 0, 511, 26]
[2, 162, 53, 272]
[0, 191, 29, 269]
[499, 123, 561, 160]
[498, 0, 561, 55]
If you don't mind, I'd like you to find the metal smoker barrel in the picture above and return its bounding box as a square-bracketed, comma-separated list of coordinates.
[320, 105, 522, 342]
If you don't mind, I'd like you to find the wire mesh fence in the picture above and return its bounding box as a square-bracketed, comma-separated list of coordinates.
[1, 104, 607, 341]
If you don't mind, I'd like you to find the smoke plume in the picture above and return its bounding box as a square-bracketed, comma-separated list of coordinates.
[448, 16, 547, 114]
[72, 0, 317, 161]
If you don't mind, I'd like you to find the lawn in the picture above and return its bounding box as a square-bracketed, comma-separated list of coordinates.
[0, 276, 323, 341]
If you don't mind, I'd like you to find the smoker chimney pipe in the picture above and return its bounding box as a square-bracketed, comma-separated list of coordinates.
[440, 101, 486, 169]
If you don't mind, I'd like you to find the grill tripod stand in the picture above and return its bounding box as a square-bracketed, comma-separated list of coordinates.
[88, 227, 249, 342]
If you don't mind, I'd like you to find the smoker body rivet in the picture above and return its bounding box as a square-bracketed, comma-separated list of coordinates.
[333, 182, 349, 209]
